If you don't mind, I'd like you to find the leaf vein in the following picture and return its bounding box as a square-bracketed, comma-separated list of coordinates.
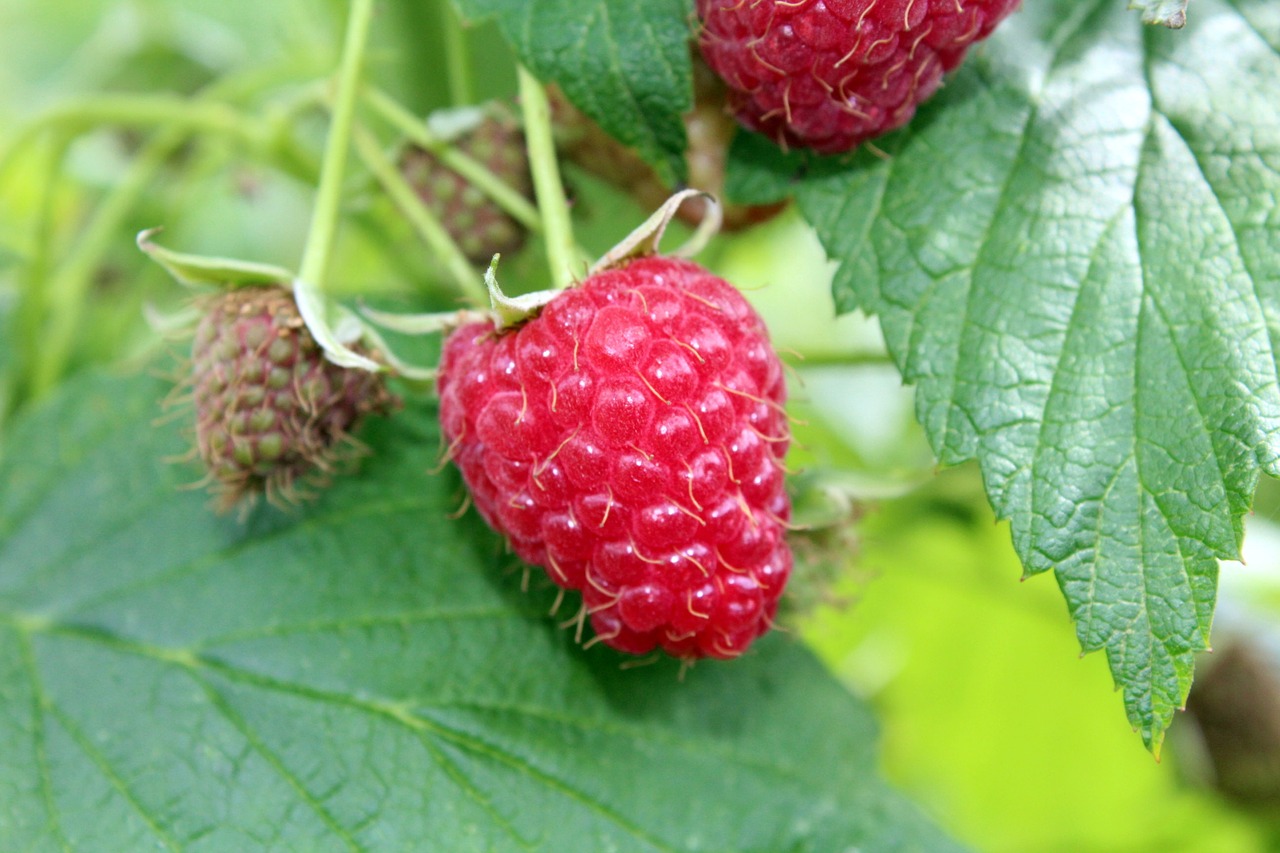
[43, 702, 182, 851]
[16, 630, 72, 853]
[418, 736, 539, 851]
[1222, 0, 1280, 60]
[191, 671, 366, 852]
[419, 711, 679, 853]
[1145, 105, 1280, 471]
[190, 606, 535, 649]
[432, 699, 810, 783]
[55, 497, 439, 618]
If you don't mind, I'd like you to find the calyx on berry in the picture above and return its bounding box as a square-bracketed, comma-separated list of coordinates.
[429, 193, 794, 660]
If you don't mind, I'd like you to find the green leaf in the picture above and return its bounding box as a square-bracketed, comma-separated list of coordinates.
[755, 0, 1280, 751]
[1130, 0, 1190, 28]
[0, 372, 961, 851]
[451, 0, 692, 183]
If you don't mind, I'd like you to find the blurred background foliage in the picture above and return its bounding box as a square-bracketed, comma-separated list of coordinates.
[1, 1, 1278, 850]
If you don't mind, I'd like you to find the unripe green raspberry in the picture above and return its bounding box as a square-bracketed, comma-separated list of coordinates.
[400, 105, 533, 265]
[191, 286, 395, 510]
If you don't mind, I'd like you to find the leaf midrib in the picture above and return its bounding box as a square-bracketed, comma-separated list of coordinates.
[13, 617, 814, 853]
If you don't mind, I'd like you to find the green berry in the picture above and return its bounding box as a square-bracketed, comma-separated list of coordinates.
[190, 286, 395, 510]
[400, 104, 533, 265]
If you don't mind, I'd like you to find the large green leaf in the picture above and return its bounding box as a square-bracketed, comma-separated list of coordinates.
[0, 372, 959, 851]
[450, 0, 692, 182]
[728, 0, 1280, 751]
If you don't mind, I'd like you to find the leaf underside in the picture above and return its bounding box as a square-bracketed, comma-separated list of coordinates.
[739, 0, 1280, 751]
[451, 0, 693, 183]
[0, 373, 960, 851]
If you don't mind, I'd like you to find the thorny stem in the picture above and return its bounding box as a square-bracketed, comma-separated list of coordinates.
[363, 85, 541, 232]
[517, 66, 579, 289]
[352, 125, 486, 306]
[297, 0, 376, 292]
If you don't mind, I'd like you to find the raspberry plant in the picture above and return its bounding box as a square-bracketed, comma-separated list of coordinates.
[2, 0, 1280, 850]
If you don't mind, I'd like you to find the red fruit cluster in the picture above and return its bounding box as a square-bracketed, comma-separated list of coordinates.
[697, 0, 1019, 154]
[437, 257, 792, 659]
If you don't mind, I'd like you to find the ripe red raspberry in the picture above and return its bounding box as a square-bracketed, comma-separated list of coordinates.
[697, 0, 1020, 154]
[191, 286, 395, 510]
[437, 257, 792, 660]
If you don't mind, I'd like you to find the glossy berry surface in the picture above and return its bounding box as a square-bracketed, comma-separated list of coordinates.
[697, 0, 1019, 154]
[437, 257, 792, 659]
[192, 286, 393, 509]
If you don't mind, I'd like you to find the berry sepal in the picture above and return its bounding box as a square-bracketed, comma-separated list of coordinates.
[590, 188, 721, 275]
[292, 277, 434, 380]
[364, 191, 727, 342]
[137, 228, 294, 290]
[355, 256, 542, 335]
[139, 229, 432, 380]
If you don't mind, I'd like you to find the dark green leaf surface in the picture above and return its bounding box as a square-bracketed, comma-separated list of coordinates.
[745, 0, 1280, 750]
[451, 0, 693, 182]
[0, 373, 959, 851]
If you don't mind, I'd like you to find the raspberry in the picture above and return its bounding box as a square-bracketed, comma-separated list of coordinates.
[437, 257, 792, 659]
[697, 0, 1020, 154]
[191, 286, 395, 510]
[400, 105, 533, 264]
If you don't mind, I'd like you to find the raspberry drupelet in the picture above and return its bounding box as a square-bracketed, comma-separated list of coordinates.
[437, 257, 792, 660]
[697, 0, 1020, 154]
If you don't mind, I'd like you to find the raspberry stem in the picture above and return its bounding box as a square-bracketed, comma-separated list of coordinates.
[9, 135, 69, 419]
[27, 131, 187, 400]
[351, 124, 486, 305]
[363, 85, 542, 233]
[0, 95, 262, 184]
[297, 0, 376, 294]
[517, 66, 580, 289]
[3, 72, 317, 410]
[440, 0, 475, 107]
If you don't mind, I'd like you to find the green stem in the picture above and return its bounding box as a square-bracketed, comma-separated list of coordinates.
[517, 66, 578, 289]
[4, 60, 331, 408]
[28, 130, 187, 398]
[784, 350, 896, 369]
[352, 125, 485, 306]
[363, 85, 541, 232]
[440, 0, 474, 107]
[296, 0, 376, 291]
[0, 96, 261, 184]
[9, 135, 70, 415]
